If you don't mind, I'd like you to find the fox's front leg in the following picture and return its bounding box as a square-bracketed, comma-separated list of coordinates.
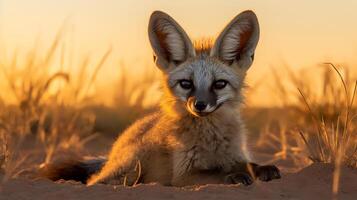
[87, 146, 142, 186]
[225, 162, 281, 185]
[87, 158, 141, 186]
[253, 163, 281, 182]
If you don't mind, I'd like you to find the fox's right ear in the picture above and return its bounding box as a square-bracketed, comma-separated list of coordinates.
[211, 10, 260, 70]
[148, 11, 195, 71]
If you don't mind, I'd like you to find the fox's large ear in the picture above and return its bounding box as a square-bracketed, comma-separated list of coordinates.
[211, 10, 259, 70]
[148, 11, 195, 71]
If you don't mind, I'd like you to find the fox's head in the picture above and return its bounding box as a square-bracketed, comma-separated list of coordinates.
[148, 10, 259, 117]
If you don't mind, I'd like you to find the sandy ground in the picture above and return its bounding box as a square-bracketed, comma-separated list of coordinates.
[1, 163, 357, 200]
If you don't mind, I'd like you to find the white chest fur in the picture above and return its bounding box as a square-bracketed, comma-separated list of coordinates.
[172, 120, 242, 178]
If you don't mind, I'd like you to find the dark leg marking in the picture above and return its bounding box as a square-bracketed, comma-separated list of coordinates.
[224, 172, 254, 185]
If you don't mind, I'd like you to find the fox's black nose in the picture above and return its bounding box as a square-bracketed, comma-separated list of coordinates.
[194, 101, 207, 111]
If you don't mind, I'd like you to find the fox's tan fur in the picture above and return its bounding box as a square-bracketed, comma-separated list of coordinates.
[85, 10, 280, 186]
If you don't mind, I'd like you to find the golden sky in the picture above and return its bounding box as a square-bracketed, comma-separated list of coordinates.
[1, 0, 357, 106]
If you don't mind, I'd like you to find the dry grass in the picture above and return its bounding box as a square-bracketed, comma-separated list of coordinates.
[297, 63, 357, 197]
[0, 29, 101, 180]
[0, 29, 155, 181]
[297, 65, 357, 165]
[253, 63, 357, 198]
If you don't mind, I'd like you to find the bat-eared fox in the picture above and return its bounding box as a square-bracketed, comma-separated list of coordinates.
[43, 10, 281, 187]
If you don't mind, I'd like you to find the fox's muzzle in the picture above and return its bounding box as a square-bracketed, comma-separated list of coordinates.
[187, 95, 218, 117]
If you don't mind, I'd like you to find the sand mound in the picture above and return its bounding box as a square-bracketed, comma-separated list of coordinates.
[1, 163, 357, 200]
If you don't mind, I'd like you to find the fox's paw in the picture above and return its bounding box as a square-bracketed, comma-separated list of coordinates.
[255, 165, 281, 182]
[224, 172, 254, 186]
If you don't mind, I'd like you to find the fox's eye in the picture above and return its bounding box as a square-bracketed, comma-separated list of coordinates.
[213, 80, 228, 90]
[179, 80, 193, 90]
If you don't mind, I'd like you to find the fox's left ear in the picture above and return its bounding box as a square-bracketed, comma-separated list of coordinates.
[211, 10, 259, 70]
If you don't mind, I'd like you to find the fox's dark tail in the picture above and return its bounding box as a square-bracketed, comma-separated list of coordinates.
[40, 157, 106, 184]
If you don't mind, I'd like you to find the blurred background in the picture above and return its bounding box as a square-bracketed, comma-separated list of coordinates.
[1, 0, 357, 106]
